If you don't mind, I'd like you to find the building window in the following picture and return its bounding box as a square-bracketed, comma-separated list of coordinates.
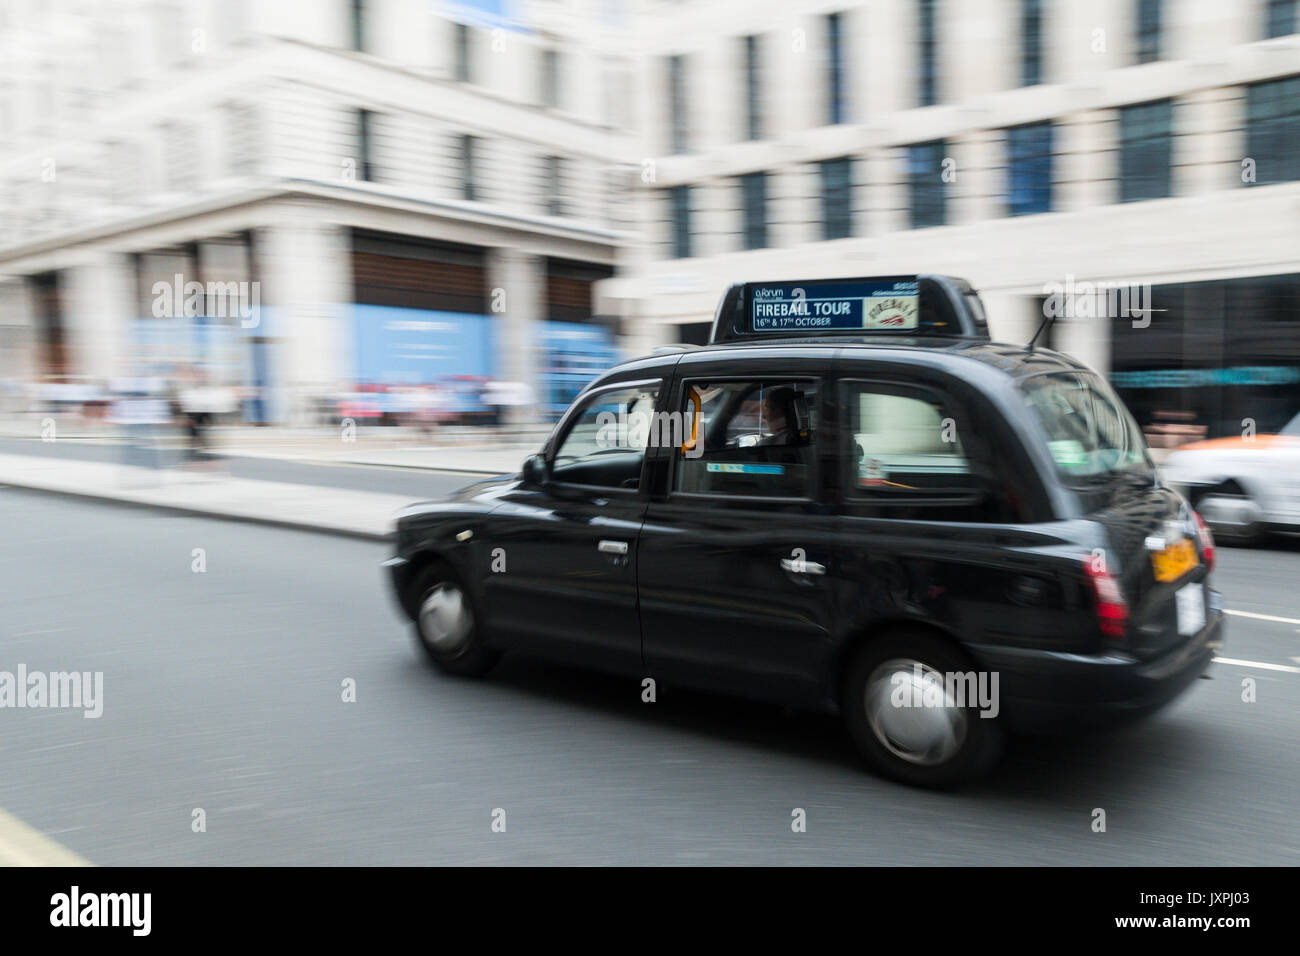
[819, 157, 853, 240]
[827, 12, 846, 124]
[357, 108, 376, 182]
[743, 35, 762, 140]
[918, 0, 939, 106]
[454, 23, 471, 83]
[351, 0, 366, 53]
[543, 155, 565, 215]
[1246, 76, 1300, 184]
[907, 141, 947, 228]
[1136, 0, 1162, 64]
[1006, 122, 1053, 216]
[667, 54, 688, 153]
[1118, 99, 1173, 202]
[740, 172, 768, 249]
[541, 47, 561, 109]
[1267, 0, 1297, 38]
[669, 185, 692, 259]
[1021, 0, 1043, 86]
[460, 135, 478, 201]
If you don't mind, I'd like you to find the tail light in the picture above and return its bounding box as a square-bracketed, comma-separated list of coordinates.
[1191, 509, 1216, 573]
[1083, 555, 1129, 639]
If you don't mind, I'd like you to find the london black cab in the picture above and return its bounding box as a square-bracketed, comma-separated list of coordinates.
[385, 275, 1225, 786]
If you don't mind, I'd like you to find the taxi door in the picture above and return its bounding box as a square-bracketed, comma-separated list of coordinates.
[485, 377, 664, 673]
[636, 351, 840, 705]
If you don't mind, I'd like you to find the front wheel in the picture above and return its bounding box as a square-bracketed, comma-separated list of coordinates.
[410, 563, 498, 677]
[842, 631, 1002, 788]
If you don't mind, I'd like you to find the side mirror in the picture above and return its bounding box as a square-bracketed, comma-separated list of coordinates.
[522, 453, 549, 486]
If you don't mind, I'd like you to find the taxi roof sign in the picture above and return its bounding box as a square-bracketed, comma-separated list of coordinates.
[708, 274, 990, 345]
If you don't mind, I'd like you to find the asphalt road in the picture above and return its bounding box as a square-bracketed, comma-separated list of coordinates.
[1, 487, 1297, 865]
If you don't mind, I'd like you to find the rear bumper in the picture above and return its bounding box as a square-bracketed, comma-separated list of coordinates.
[973, 606, 1224, 735]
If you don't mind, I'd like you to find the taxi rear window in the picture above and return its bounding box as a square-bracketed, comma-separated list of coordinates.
[1021, 371, 1152, 479]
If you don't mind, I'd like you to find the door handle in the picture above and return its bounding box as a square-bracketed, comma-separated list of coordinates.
[598, 540, 629, 555]
[781, 557, 826, 575]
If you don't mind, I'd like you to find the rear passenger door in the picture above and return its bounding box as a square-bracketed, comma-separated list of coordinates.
[637, 356, 839, 704]
[833, 370, 1084, 654]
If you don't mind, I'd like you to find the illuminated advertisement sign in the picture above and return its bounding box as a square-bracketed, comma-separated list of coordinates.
[748, 279, 920, 332]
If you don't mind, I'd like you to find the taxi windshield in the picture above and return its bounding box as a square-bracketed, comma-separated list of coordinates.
[1021, 371, 1152, 480]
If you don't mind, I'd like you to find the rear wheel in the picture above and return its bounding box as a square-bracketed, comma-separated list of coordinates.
[410, 563, 497, 677]
[842, 630, 1002, 788]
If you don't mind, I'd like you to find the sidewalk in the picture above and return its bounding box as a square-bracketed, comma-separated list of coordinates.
[220, 438, 534, 475]
[0, 454, 412, 540]
[0, 416, 541, 475]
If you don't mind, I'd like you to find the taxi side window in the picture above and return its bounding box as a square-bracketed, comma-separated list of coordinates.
[846, 382, 982, 500]
[550, 383, 661, 489]
[673, 380, 818, 499]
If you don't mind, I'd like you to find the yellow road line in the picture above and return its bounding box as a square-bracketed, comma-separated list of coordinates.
[0, 807, 92, 867]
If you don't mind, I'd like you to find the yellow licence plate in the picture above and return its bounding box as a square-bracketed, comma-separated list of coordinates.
[1152, 538, 1198, 583]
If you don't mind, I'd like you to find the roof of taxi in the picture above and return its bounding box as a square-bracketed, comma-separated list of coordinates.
[610, 336, 1089, 381]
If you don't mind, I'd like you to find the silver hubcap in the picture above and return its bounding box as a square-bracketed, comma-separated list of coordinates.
[418, 583, 472, 653]
[864, 658, 968, 766]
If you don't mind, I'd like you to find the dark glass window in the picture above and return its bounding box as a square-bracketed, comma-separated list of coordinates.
[1267, 0, 1297, 37]
[907, 140, 946, 228]
[744, 35, 762, 140]
[819, 157, 853, 239]
[1136, 0, 1162, 64]
[454, 22, 471, 82]
[543, 155, 565, 216]
[351, 0, 366, 53]
[740, 172, 768, 249]
[668, 54, 687, 153]
[673, 380, 820, 500]
[827, 12, 846, 124]
[541, 47, 560, 109]
[918, 0, 938, 106]
[1118, 99, 1173, 201]
[551, 383, 661, 490]
[1021, 0, 1043, 86]
[460, 135, 477, 201]
[1007, 121, 1053, 216]
[357, 108, 376, 182]
[669, 185, 692, 259]
[1246, 76, 1300, 184]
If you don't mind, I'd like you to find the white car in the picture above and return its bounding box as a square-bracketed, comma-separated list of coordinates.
[1162, 412, 1300, 543]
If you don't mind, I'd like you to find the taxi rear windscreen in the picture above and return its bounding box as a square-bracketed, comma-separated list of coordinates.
[748, 279, 921, 333]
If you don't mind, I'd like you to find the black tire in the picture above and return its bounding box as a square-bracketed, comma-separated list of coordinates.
[409, 562, 498, 677]
[842, 630, 1003, 788]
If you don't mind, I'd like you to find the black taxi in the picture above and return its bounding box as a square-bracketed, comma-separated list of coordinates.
[385, 275, 1225, 786]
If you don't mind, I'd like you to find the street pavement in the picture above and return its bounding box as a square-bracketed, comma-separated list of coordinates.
[0, 487, 1297, 865]
[0, 434, 512, 538]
